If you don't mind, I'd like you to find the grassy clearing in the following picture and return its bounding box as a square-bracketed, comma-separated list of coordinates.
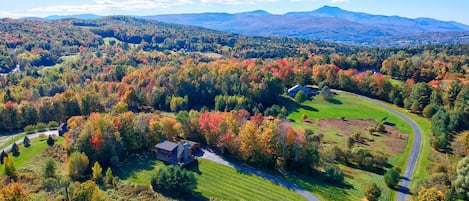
[285, 92, 412, 168]
[284, 92, 418, 200]
[284, 93, 411, 134]
[0, 137, 64, 174]
[103, 37, 139, 49]
[116, 155, 305, 201]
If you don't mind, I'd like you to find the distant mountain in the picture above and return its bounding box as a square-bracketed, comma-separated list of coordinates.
[142, 6, 469, 47]
[45, 14, 102, 20]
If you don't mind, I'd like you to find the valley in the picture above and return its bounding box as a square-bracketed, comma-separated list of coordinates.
[0, 3, 468, 201]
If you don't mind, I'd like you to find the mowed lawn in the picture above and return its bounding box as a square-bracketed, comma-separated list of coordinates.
[285, 92, 411, 134]
[283, 92, 416, 201]
[0, 137, 64, 174]
[116, 156, 305, 201]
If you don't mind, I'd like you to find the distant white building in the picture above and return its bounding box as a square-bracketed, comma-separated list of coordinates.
[287, 85, 319, 97]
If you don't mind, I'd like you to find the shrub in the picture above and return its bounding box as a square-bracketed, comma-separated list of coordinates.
[323, 165, 344, 184]
[3, 154, 18, 179]
[47, 121, 59, 129]
[346, 137, 354, 149]
[151, 165, 197, 196]
[67, 152, 90, 181]
[36, 122, 47, 131]
[24, 125, 37, 134]
[295, 90, 307, 103]
[42, 177, 58, 191]
[384, 168, 400, 188]
[364, 183, 381, 201]
[320, 85, 333, 100]
[38, 133, 47, 141]
[71, 180, 107, 201]
[43, 159, 56, 179]
[375, 122, 386, 133]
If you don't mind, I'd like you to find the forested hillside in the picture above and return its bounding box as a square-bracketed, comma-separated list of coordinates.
[0, 16, 468, 200]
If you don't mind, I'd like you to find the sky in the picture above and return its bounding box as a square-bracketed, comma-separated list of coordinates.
[1, 0, 469, 25]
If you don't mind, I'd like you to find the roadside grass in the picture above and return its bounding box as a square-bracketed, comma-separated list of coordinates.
[284, 92, 415, 200]
[115, 155, 306, 201]
[381, 102, 432, 190]
[0, 133, 27, 151]
[259, 163, 393, 201]
[0, 137, 64, 174]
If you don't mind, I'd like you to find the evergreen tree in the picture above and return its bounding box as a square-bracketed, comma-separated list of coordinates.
[0, 150, 6, 164]
[151, 165, 197, 196]
[105, 167, 113, 185]
[454, 156, 469, 199]
[92, 161, 103, 184]
[47, 135, 55, 146]
[11, 143, 19, 157]
[43, 159, 56, 178]
[23, 136, 31, 148]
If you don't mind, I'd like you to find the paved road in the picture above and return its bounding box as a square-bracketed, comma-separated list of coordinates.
[351, 93, 422, 201]
[200, 148, 321, 201]
[1, 130, 58, 153]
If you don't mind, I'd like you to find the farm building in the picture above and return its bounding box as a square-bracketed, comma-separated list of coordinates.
[287, 85, 319, 97]
[155, 140, 200, 166]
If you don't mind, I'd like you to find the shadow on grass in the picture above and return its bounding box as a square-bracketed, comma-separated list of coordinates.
[275, 170, 353, 200]
[300, 105, 319, 112]
[186, 160, 202, 175]
[278, 96, 319, 114]
[158, 190, 209, 201]
[114, 152, 157, 180]
[384, 122, 396, 126]
[326, 97, 343, 104]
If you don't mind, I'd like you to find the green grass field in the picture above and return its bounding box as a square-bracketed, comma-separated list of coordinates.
[0, 137, 64, 174]
[116, 155, 305, 201]
[283, 92, 419, 200]
[284, 93, 411, 134]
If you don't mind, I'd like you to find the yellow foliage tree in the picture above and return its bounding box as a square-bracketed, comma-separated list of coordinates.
[417, 187, 445, 201]
[0, 183, 30, 201]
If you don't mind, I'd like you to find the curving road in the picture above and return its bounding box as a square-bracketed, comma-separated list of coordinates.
[353, 93, 422, 201]
[1, 130, 58, 154]
[200, 148, 321, 201]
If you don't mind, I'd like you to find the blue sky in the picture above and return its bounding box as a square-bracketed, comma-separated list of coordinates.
[1, 0, 469, 25]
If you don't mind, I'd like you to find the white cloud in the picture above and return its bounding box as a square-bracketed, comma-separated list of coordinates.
[331, 0, 349, 3]
[27, 0, 192, 15]
[201, 0, 276, 5]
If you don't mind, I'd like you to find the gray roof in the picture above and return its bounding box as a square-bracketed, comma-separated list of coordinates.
[155, 140, 178, 151]
[180, 140, 200, 149]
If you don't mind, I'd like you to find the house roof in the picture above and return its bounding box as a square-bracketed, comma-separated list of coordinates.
[180, 140, 200, 149]
[155, 140, 178, 151]
[287, 84, 301, 93]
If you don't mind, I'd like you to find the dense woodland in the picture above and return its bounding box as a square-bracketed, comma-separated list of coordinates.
[0, 16, 469, 200]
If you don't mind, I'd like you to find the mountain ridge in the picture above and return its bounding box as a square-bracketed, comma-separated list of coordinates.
[23, 6, 469, 47]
